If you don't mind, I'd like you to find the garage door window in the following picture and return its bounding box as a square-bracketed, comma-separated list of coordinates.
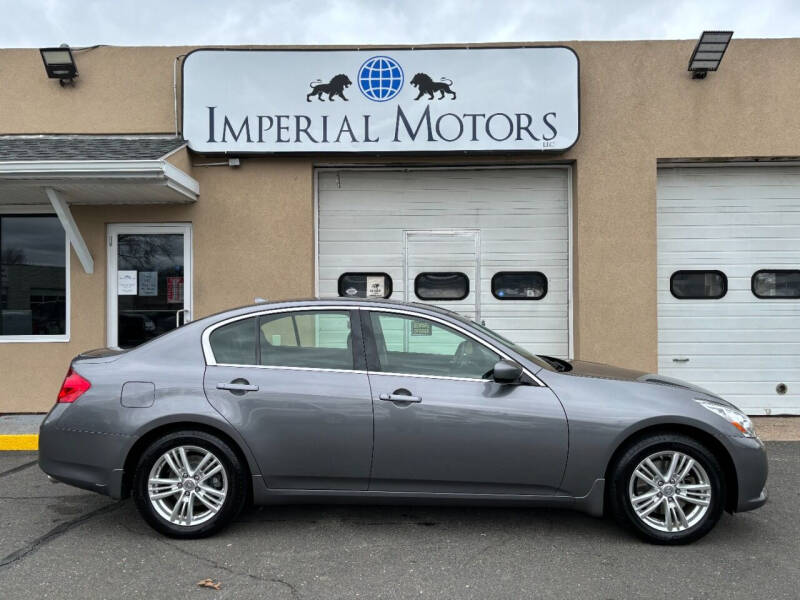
[670, 270, 727, 300]
[752, 270, 800, 299]
[414, 272, 469, 301]
[338, 273, 392, 299]
[491, 271, 547, 300]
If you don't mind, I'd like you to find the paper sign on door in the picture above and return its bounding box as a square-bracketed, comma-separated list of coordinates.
[117, 271, 137, 295]
[138, 271, 158, 296]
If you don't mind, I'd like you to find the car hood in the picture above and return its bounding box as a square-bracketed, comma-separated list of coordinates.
[561, 359, 728, 403]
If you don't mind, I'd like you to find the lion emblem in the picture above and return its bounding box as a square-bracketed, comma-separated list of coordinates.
[306, 74, 352, 102]
[410, 73, 457, 100]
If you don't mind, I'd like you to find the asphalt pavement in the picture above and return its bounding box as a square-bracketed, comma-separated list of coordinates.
[0, 442, 798, 599]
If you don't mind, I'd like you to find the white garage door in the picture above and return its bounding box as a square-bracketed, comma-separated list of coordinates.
[317, 168, 571, 358]
[658, 166, 800, 415]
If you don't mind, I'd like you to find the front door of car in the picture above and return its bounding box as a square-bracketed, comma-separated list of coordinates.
[362, 309, 568, 495]
[203, 308, 373, 490]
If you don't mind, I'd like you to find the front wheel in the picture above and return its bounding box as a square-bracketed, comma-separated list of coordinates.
[132, 430, 247, 538]
[609, 434, 725, 544]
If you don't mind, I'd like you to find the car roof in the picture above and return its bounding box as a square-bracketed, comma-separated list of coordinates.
[193, 297, 468, 327]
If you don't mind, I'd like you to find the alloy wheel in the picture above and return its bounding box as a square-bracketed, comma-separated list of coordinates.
[147, 445, 228, 527]
[628, 450, 712, 533]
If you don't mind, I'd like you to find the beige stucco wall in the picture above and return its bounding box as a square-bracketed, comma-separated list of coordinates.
[2, 39, 800, 412]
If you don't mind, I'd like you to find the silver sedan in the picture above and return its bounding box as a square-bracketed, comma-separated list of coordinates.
[39, 299, 767, 544]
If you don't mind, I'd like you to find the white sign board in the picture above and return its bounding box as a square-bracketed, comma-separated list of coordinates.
[138, 271, 158, 296]
[183, 47, 579, 153]
[117, 270, 137, 295]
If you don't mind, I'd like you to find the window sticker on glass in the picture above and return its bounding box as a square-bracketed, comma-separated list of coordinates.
[167, 276, 184, 303]
[117, 270, 137, 295]
[411, 320, 432, 336]
[138, 271, 158, 296]
[366, 275, 385, 298]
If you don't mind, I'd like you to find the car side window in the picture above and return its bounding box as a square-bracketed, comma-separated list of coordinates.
[368, 312, 499, 379]
[258, 310, 354, 370]
[209, 317, 257, 365]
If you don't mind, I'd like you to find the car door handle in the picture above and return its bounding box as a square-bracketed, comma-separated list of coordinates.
[672, 358, 690, 363]
[379, 393, 422, 403]
[217, 382, 259, 392]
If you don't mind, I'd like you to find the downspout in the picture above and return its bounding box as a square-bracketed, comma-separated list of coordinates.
[173, 54, 186, 137]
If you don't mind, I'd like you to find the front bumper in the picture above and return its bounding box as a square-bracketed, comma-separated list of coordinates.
[728, 435, 769, 513]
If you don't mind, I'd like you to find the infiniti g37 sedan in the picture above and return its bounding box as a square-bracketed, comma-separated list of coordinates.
[39, 299, 767, 544]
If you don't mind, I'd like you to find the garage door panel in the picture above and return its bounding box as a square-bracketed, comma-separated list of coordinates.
[658, 166, 800, 414]
[318, 168, 570, 358]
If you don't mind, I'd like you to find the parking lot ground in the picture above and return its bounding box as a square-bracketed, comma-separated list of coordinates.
[0, 442, 798, 600]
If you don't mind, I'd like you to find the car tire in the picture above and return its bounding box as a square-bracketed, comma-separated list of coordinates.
[132, 430, 247, 538]
[608, 433, 725, 545]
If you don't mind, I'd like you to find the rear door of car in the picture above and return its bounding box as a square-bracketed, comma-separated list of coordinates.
[203, 307, 373, 490]
[361, 308, 568, 495]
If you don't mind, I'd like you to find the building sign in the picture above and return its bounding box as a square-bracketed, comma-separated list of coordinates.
[183, 47, 579, 154]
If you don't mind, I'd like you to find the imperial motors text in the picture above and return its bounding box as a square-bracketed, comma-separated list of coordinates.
[205, 105, 559, 145]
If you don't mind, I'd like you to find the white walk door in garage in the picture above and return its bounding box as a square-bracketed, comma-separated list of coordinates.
[317, 168, 571, 358]
[658, 166, 800, 415]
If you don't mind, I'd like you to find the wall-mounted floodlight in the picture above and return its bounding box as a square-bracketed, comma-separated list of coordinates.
[688, 31, 733, 79]
[39, 45, 78, 86]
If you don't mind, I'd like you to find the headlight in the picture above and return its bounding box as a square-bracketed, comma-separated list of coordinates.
[695, 398, 757, 438]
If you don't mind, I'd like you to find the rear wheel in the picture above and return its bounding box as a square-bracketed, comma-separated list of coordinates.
[609, 434, 725, 544]
[132, 430, 247, 538]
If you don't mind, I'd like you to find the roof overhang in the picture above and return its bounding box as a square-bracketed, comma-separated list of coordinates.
[0, 159, 199, 205]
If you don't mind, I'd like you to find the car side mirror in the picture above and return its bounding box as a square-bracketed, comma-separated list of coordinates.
[492, 359, 523, 384]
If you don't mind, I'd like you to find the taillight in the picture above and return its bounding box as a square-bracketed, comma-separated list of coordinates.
[57, 368, 91, 403]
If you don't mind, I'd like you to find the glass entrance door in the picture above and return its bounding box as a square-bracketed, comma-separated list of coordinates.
[107, 224, 192, 349]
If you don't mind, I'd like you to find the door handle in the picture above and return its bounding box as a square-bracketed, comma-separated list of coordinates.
[672, 357, 690, 363]
[379, 393, 422, 403]
[217, 382, 259, 392]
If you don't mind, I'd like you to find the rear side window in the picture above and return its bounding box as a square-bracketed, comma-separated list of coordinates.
[209, 317, 257, 365]
[338, 273, 392, 299]
[258, 310, 354, 370]
[670, 270, 727, 299]
[491, 271, 547, 300]
[414, 272, 469, 301]
[752, 270, 800, 298]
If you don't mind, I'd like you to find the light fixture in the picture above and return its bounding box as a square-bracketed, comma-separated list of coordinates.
[688, 31, 733, 79]
[39, 44, 78, 86]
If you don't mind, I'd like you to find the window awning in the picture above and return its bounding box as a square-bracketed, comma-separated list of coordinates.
[0, 135, 198, 204]
[0, 136, 200, 274]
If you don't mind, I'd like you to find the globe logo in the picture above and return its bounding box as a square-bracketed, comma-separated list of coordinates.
[358, 56, 404, 102]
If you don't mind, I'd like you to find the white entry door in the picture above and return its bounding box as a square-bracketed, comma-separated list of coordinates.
[107, 223, 192, 348]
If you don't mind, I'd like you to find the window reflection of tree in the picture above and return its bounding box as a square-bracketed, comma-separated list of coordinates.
[117, 235, 183, 272]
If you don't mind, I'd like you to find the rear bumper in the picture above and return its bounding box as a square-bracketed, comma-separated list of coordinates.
[38, 405, 130, 499]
